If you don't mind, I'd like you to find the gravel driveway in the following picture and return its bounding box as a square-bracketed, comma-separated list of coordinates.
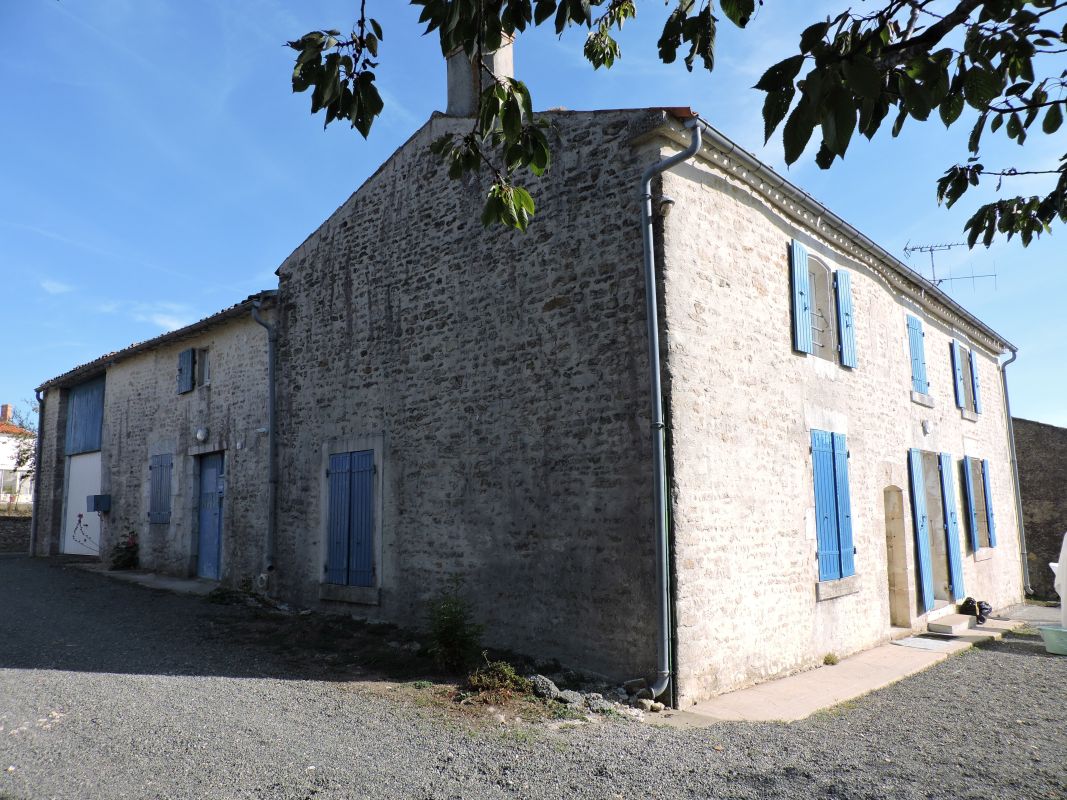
[1, 556, 1064, 800]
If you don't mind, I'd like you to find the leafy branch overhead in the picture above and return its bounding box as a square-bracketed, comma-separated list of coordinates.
[289, 1, 1065, 246]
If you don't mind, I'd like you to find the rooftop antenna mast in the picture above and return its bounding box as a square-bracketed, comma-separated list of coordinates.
[902, 241, 997, 290]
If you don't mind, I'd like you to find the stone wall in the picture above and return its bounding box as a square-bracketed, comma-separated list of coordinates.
[32, 388, 67, 556]
[0, 515, 30, 553]
[100, 315, 271, 583]
[661, 140, 1023, 703]
[1013, 417, 1067, 600]
[275, 110, 670, 681]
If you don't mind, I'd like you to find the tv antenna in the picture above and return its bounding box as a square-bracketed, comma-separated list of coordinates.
[903, 241, 997, 290]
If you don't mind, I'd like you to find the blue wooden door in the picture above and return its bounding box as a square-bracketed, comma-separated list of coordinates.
[197, 453, 224, 580]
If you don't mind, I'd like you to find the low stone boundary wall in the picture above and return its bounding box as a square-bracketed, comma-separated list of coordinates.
[0, 515, 30, 554]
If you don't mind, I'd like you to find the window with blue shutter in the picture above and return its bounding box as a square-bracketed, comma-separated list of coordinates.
[950, 342, 966, 408]
[981, 459, 996, 546]
[65, 377, 105, 455]
[177, 348, 196, 394]
[938, 453, 966, 600]
[790, 240, 814, 355]
[834, 270, 857, 368]
[148, 453, 173, 524]
[325, 449, 376, 587]
[811, 430, 855, 582]
[951, 341, 981, 414]
[961, 456, 996, 550]
[906, 315, 928, 394]
[907, 449, 935, 613]
[969, 350, 982, 414]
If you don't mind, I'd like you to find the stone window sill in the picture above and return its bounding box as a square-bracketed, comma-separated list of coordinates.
[319, 583, 380, 606]
[961, 408, 979, 423]
[816, 574, 861, 601]
[910, 390, 935, 408]
[973, 547, 994, 562]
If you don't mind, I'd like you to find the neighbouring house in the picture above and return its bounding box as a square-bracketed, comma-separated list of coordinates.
[32, 51, 1026, 705]
[0, 403, 34, 512]
[1013, 417, 1067, 600]
[33, 294, 274, 572]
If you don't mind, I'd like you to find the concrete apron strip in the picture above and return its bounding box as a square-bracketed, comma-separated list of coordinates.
[70, 562, 219, 596]
[682, 619, 1022, 724]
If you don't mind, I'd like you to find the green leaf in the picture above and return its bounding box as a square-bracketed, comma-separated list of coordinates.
[841, 56, 881, 101]
[799, 20, 831, 52]
[719, 0, 755, 27]
[939, 92, 964, 127]
[754, 55, 804, 92]
[968, 113, 988, 153]
[1043, 103, 1063, 134]
[369, 18, 384, 40]
[964, 67, 1001, 109]
[762, 87, 795, 143]
[782, 97, 816, 164]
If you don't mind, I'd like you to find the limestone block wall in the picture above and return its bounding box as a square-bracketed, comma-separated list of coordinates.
[275, 110, 668, 680]
[100, 316, 271, 582]
[660, 147, 1023, 703]
[1013, 417, 1067, 599]
[32, 388, 66, 556]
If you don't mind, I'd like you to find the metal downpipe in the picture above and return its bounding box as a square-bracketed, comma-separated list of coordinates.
[639, 118, 702, 700]
[1000, 350, 1032, 594]
[27, 390, 45, 557]
[251, 293, 279, 583]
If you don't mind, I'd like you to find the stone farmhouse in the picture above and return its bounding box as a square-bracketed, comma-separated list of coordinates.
[31, 54, 1028, 706]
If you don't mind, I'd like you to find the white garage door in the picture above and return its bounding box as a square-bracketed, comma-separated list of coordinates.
[64, 451, 101, 555]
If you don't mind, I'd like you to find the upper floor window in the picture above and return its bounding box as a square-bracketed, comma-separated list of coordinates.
[790, 240, 857, 368]
[178, 347, 210, 394]
[906, 315, 929, 395]
[951, 341, 982, 415]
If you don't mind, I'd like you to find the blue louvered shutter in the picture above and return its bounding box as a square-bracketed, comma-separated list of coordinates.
[812, 430, 841, 581]
[348, 450, 375, 587]
[148, 454, 173, 523]
[177, 348, 195, 394]
[981, 459, 996, 546]
[326, 453, 352, 584]
[938, 453, 965, 600]
[908, 449, 935, 613]
[950, 342, 966, 408]
[832, 433, 855, 577]
[906, 316, 928, 393]
[961, 456, 980, 551]
[969, 350, 982, 414]
[834, 270, 858, 368]
[791, 240, 814, 354]
[65, 377, 105, 455]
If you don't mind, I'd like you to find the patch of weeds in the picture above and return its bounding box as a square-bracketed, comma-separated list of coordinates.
[500, 728, 538, 746]
[411, 679, 433, 690]
[108, 531, 139, 571]
[205, 586, 252, 605]
[1012, 624, 1041, 637]
[822, 652, 840, 666]
[550, 703, 588, 721]
[427, 579, 483, 673]
[466, 655, 532, 703]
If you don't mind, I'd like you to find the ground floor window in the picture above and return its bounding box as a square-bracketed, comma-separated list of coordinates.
[325, 450, 376, 587]
[962, 456, 997, 550]
[907, 450, 966, 613]
[811, 430, 855, 581]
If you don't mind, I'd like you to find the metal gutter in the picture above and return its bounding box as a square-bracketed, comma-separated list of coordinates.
[251, 292, 279, 585]
[637, 117, 703, 702]
[1000, 351, 1032, 594]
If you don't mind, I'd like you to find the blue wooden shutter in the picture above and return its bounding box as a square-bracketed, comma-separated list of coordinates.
[908, 449, 935, 613]
[348, 450, 375, 587]
[791, 241, 814, 354]
[832, 433, 855, 577]
[950, 342, 966, 408]
[906, 315, 928, 393]
[811, 430, 841, 581]
[326, 453, 352, 584]
[969, 350, 982, 414]
[961, 456, 980, 551]
[65, 377, 105, 455]
[177, 348, 195, 394]
[834, 270, 858, 368]
[981, 459, 997, 546]
[148, 453, 173, 523]
[938, 453, 965, 600]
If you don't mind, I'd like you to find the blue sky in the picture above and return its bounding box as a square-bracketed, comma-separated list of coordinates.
[2, 1, 1063, 425]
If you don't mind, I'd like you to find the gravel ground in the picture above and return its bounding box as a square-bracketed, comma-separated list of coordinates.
[0, 556, 1064, 800]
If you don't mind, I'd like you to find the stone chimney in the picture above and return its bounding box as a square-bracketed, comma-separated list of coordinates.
[0, 404, 11, 424]
[446, 38, 514, 117]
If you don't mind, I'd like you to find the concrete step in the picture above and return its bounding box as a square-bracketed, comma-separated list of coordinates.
[927, 614, 975, 636]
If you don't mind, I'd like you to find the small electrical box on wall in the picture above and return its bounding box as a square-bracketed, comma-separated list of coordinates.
[87, 494, 111, 513]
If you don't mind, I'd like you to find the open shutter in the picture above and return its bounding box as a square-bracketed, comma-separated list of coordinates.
[791, 240, 814, 355]
[148, 456, 160, 523]
[908, 449, 935, 613]
[981, 459, 997, 546]
[834, 270, 858, 368]
[148, 454, 173, 523]
[938, 453, 966, 600]
[961, 457, 980, 551]
[950, 342, 966, 409]
[812, 430, 841, 581]
[348, 450, 375, 587]
[326, 453, 352, 584]
[177, 348, 196, 394]
[906, 315, 928, 393]
[832, 433, 855, 577]
[969, 350, 982, 414]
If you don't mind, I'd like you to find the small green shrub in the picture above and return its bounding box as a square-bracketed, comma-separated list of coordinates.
[823, 652, 840, 666]
[411, 680, 433, 690]
[108, 531, 139, 571]
[427, 580, 483, 672]
[467, 655, 532, 701]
